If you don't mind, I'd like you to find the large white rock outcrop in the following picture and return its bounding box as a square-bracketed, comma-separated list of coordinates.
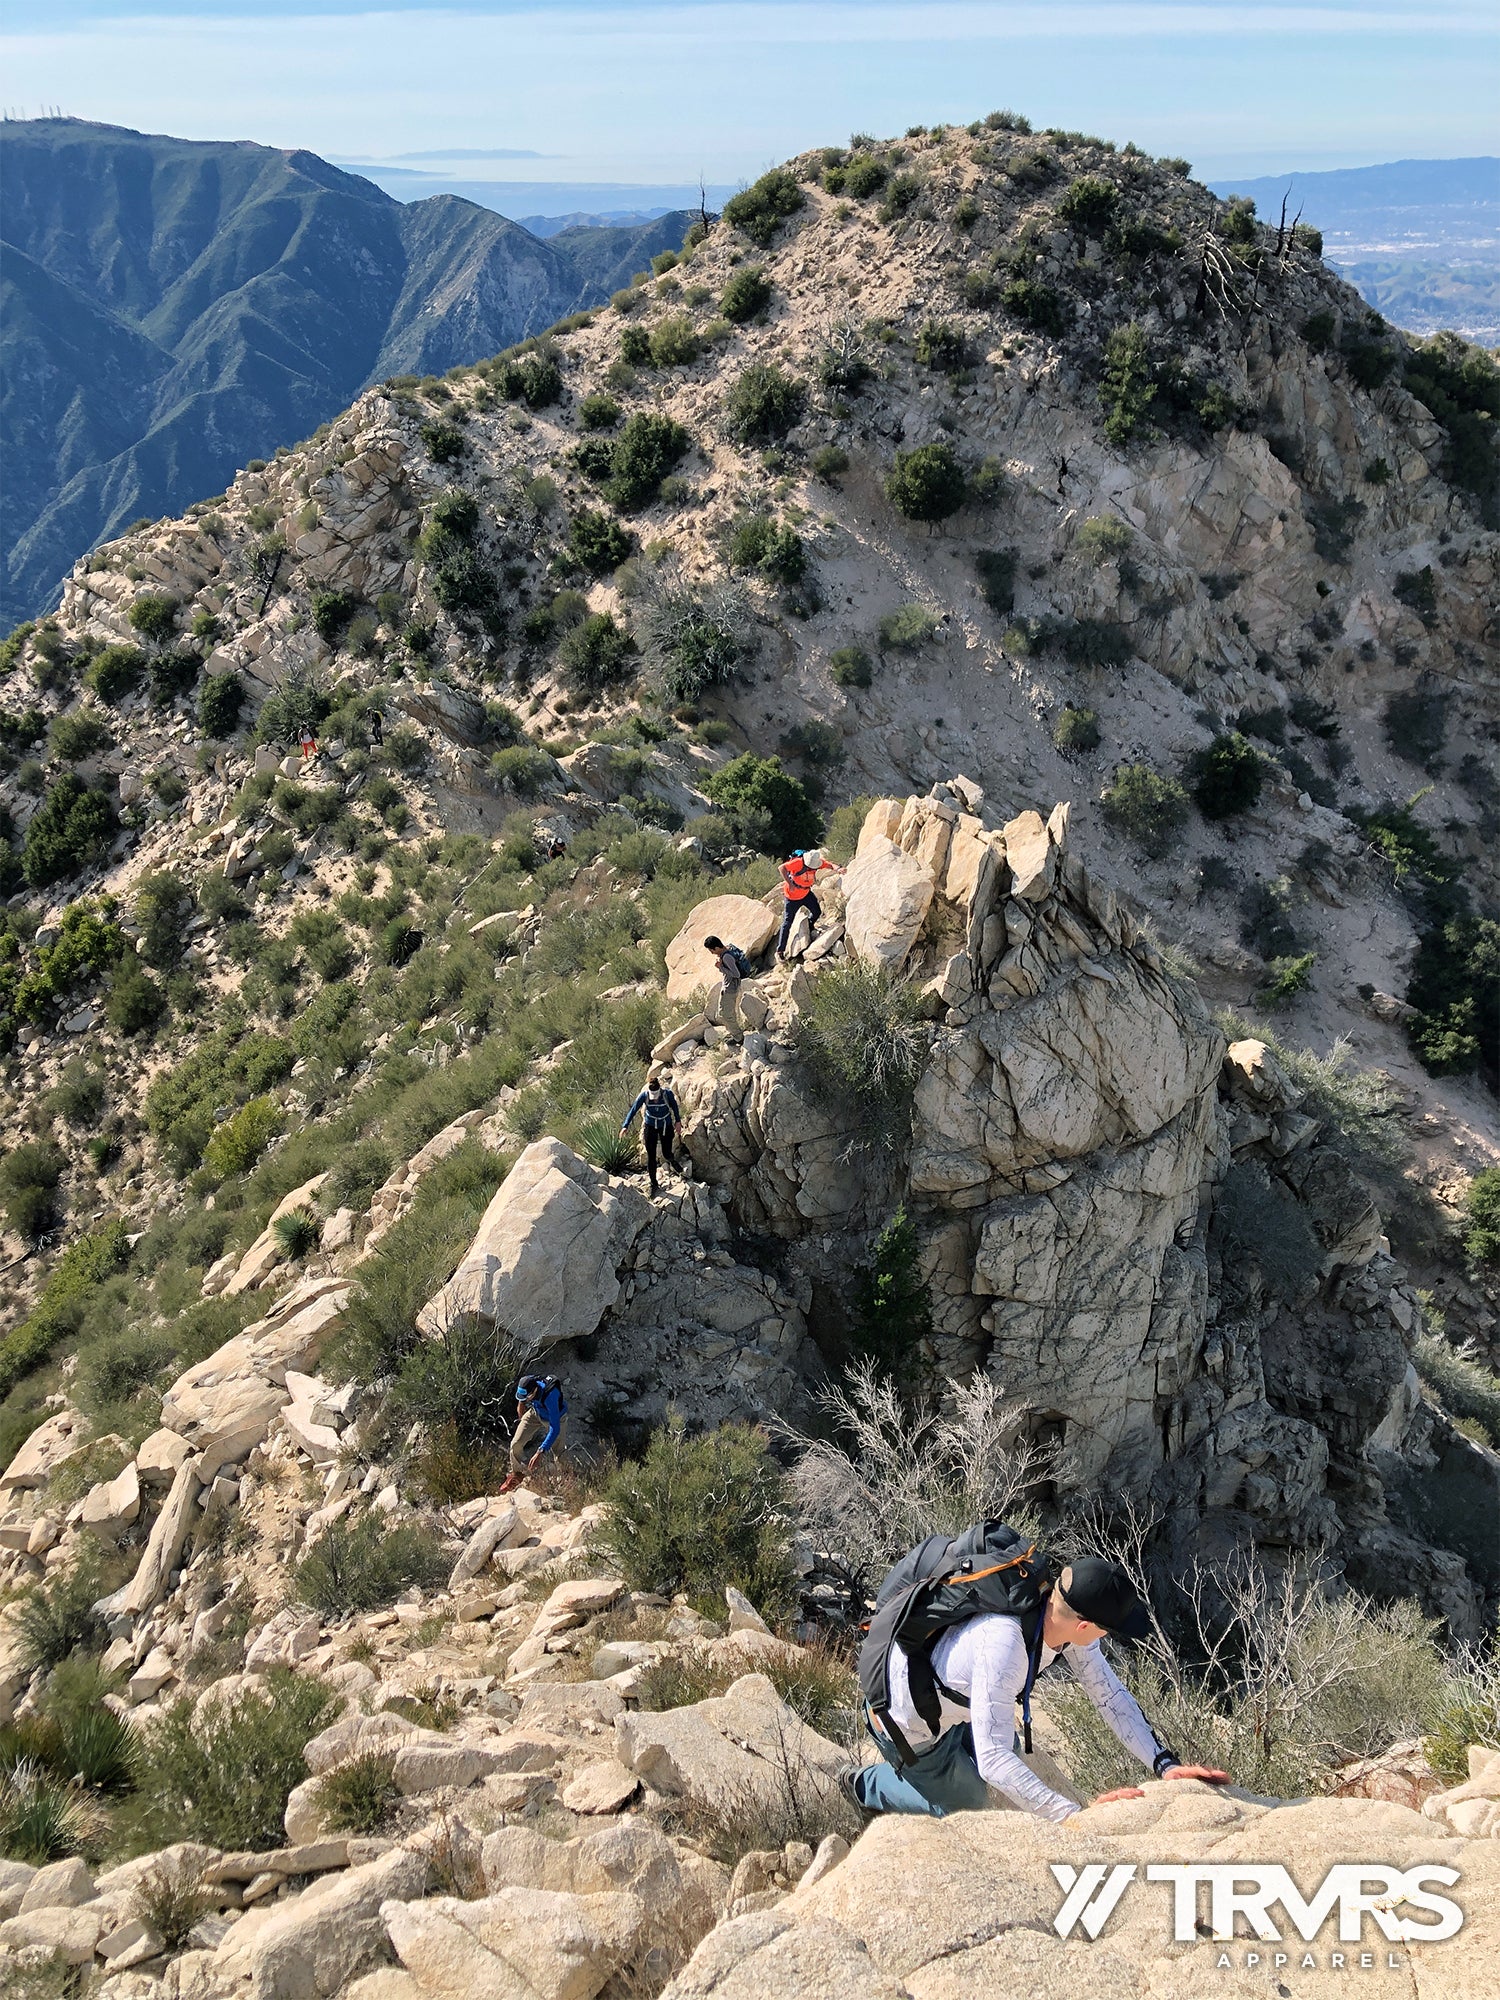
[418, 1139, 652, 1345]
[660, 1783, 1496, 1998]
[159, 1277, 350, 1475]
[665, 896, 779, 1002]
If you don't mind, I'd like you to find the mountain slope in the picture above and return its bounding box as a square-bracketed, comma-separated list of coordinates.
[0, 119, 689, 625]
[0, 117, 1497, 1638]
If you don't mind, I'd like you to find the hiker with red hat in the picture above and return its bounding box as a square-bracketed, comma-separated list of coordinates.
[846, 1535, 1230, 1820]
[776, 845, 840, 957]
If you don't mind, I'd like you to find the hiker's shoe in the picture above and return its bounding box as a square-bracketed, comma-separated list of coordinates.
[836, 1763, 874, 1821]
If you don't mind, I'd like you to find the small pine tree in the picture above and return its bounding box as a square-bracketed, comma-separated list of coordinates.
[851, 1207, 933, 1385]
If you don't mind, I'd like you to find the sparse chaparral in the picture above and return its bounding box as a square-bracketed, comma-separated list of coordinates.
[0, 112, 1497, 2000]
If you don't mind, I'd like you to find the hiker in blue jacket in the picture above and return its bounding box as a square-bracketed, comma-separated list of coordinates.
[500, 1373, 567, 1491]
[621, 1075, 682, 1195]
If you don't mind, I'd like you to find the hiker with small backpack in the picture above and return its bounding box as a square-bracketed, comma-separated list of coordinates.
[621, 1075, 683, 1195]
[498, 1373, 567, 1492]
[703, 933, 750, 1033]
[850, 1524, 1229, 1820]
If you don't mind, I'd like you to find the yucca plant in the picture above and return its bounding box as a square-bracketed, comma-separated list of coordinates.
[271, 1206, 320, 1260]
[0, 1758, 102, 1863]
[574, 1115, 640, 1175]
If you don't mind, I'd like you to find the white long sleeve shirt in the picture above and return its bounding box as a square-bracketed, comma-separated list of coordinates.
[879, 1612, 1168, 1821]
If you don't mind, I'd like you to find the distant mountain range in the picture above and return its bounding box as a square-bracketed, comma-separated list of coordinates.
[0, 120, 691, 626]
[1211, 156, 1499, 344]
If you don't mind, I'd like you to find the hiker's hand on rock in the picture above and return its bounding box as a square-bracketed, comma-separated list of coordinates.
[1090, 1786, 1145, 1805]
[1163, 1764, 1230, 1785]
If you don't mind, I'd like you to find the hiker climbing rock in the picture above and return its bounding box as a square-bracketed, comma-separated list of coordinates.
[368, 707, 384, 747]
[621, 1075, 682, 1195]
[298, 722, 318, 761]
[703, 933, 750, 1033]
[776, 846, 840, 957]
[499, 1373, 567, 1491]
[849, 1533, 1230, 1820]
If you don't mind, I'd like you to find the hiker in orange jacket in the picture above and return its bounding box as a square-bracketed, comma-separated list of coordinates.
[776, 846, 840, 956]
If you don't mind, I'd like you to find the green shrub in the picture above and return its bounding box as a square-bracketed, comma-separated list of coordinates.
[48, 710, 111, 764]
[421, 420, 465, 464]
[1187, 732, 1263, 819]
[1, 1139, 65, 1244]
[579, 392, 621, 430]
[914, 321, 966, 372]
[86, 648, 148, 712]
[1414, 1333, 1500, 1448]
[388, 1312, 531, 1457]
[291, 1512, 448, 1618]
[289, 908, 355, 982]
[880, 173, 923, 222]
[13, 1548, 110, 1675]
[1465, 1169, 1500, 1265]
[0, 1218, 132, 1402]
[1102, 764, 1190, 856]
[810, 445, 849, 484]
[619, 325, 651, 365]
[974, 548, 1018, 614]
[105, 957, 165, 1036]
[1076, 514, 1132, 565]
[311, 590, 358, 647]
[491, 746, 556, 798]
[1394, 566, 1439, 626]
[606, 412, 691, 509]
[1001, 277, 1070, 335]
[568, 508, 633, 577]
[841, 154, 887, 198]
[1259, 951, 1316, 1008]
[830, 644, 871, 688]
[727, 514, 806, 584]
[639, 577, 750, 703]
[592, 1417, 796, 1621]
[1100, 323, 1155, 444]
[649, 313, 699, 367]
[135, 870, 194, 968]
[128, 594, 178, 646]
[794, 958, 927, 1144]
[559, 612, 636, 693]
[720, 265, 772, 323]
[75, 1323, 175, 1420]
[381, 918, 423, 967]
[44, 1059, 106, 1129]
[886, 443, 965, 522]
[1059, 175, 1118, 232]
[702, 752, 820, 856]
[637, 1638, 858, 1742]
[23, 775, 117, 887]
[198, 671, 244, 738]
[722, 168, 805, 246]
[878, 602, 940, 650]
[724, 363, 807, 445]
[130, 1855, 217, 1952]
[126, 1672, 338, 1853]
[1053, 704, 1100, 752]
[780, 720, 844, 771]
[313, 1752, 401, 1835]
[1382, 686, 1447, 770]
[203, 1094, 283, 1179]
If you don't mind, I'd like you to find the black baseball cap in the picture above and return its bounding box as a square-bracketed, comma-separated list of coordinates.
[1059, 1559, 1152, 1639]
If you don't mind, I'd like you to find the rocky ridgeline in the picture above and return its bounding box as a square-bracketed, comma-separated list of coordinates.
[1, 790, 1493, 1694]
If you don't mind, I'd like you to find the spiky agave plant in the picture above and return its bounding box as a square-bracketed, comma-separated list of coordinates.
[574, 1115, 640, 1175]
[0, 1758, 103, 1863]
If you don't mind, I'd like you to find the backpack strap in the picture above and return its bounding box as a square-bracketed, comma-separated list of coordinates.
[1017, 1607, 1045, 1754]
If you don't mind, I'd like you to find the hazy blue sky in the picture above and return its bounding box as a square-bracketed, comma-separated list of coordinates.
[2, 2, 1495, 184]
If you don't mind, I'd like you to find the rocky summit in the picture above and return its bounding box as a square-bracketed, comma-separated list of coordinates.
[0, 111, 1497, 2000]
